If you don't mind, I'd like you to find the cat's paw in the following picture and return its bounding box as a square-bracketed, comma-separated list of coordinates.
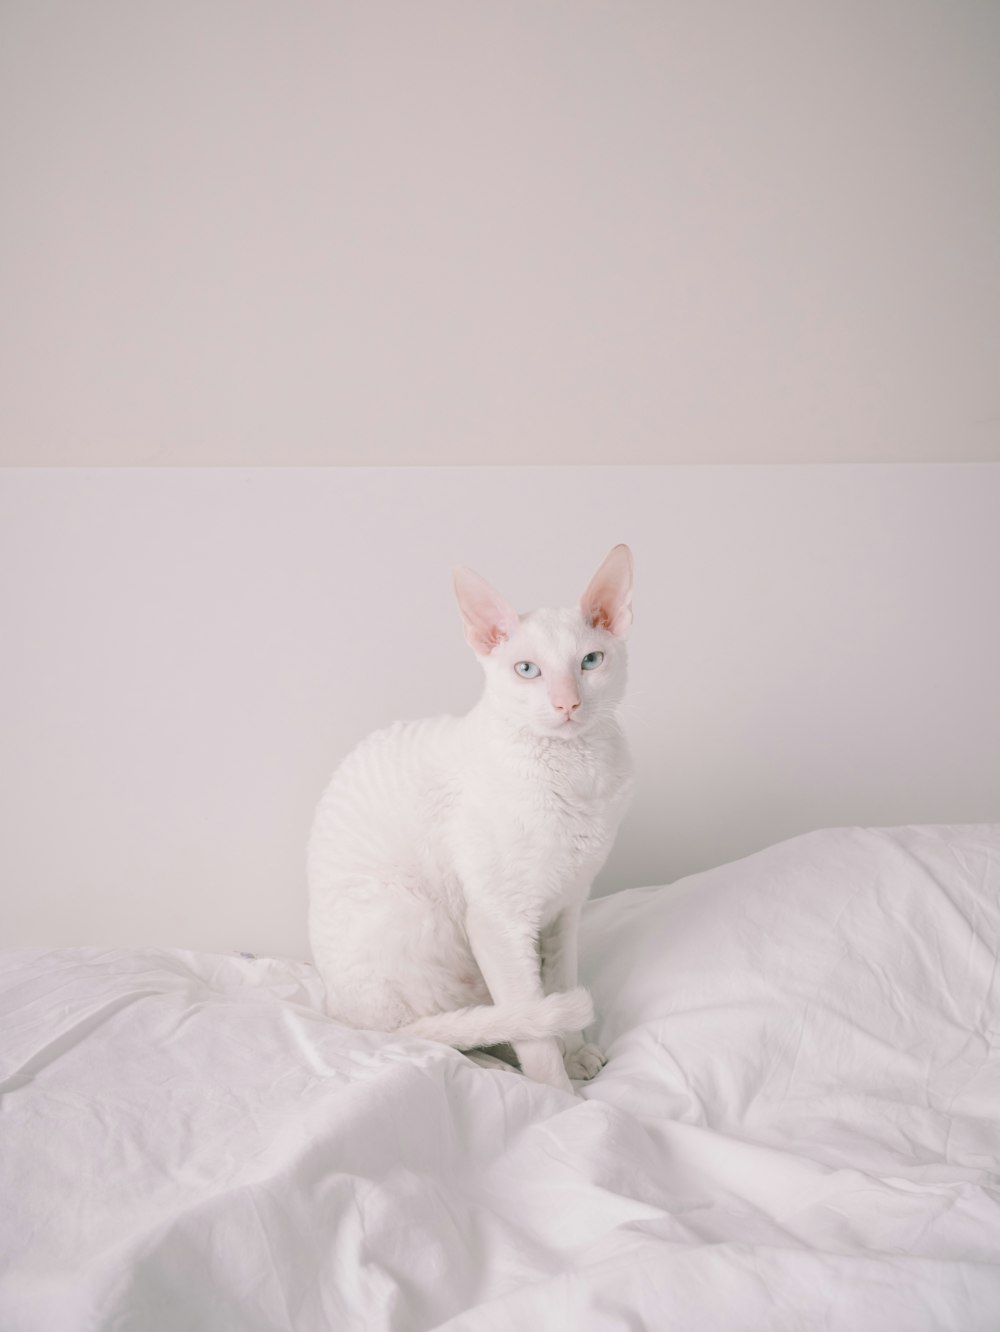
[517, 1039, 575, 1093]
[564, 1042, 606, 1081]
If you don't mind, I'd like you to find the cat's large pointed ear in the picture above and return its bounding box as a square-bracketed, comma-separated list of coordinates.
[580, 544, 633, 638]
[454, 566, 520, 656]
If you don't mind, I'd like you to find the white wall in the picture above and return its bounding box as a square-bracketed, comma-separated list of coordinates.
[2, 1, 999, 466]
[2, 465, 998, 957]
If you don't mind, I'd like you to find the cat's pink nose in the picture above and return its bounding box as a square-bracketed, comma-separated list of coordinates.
[550, 679, 581, 716]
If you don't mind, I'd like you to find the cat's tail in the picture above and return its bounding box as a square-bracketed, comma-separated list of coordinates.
[398, 987, 594, 1050]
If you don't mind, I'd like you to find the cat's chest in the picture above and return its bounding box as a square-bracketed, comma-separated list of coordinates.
[458, 739, 630, 870]
[511, 760, 620, 825]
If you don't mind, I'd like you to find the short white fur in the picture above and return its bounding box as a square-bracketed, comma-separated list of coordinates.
[307, 545, 635, 1092]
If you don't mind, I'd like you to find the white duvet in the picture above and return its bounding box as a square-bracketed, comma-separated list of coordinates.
[2, 824, 999, 1331]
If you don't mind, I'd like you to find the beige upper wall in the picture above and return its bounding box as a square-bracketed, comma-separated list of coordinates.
[1, 1, 998, 467]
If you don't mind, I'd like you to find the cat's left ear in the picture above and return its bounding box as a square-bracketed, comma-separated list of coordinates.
[454, 566, 520, 656]
[580, 544, 633, 638]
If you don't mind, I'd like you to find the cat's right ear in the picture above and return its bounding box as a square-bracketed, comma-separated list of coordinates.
[580, 543, 634, 638]
[453, 567, 520, 656]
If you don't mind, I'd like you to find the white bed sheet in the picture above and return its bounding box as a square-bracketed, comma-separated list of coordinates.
[2, 824, 998, 1330]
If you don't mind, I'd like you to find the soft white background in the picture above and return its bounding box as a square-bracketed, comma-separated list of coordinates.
[2, 465, 998, 956]
[2, 0, 999, 465]
[2, 5, 999, 954]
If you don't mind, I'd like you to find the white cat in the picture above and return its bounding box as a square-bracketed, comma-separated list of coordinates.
[307, 545, 634, 1093]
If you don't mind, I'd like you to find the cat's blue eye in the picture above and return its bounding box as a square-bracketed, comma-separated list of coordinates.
[581, 652, 604, 671]
[515, 661, 541, 679]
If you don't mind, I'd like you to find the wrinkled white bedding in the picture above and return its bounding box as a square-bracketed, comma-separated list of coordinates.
[2, 825, 999, 1331]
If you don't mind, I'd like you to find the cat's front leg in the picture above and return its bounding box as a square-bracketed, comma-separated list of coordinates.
[465, 904, 574, 1094]
[540, 906, 606, 1082]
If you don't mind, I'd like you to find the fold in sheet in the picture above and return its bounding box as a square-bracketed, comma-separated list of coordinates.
[1, 824, 998, 1330]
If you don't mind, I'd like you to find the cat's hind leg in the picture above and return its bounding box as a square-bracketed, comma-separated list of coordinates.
[310, 878, 490, 1031]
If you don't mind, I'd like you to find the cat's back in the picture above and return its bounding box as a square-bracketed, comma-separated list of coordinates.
[307, 713, 462, 887]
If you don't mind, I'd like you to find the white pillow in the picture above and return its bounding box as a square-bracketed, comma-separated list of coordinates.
[582, 824, 1000, 1181]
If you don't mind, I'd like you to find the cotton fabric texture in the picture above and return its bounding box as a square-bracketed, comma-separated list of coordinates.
[2, 824, 998, 1330]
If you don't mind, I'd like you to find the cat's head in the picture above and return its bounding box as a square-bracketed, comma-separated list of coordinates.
[454, 545, 632, 740]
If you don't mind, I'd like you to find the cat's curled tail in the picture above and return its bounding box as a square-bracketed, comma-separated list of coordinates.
[399, 986, 593, 1050]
